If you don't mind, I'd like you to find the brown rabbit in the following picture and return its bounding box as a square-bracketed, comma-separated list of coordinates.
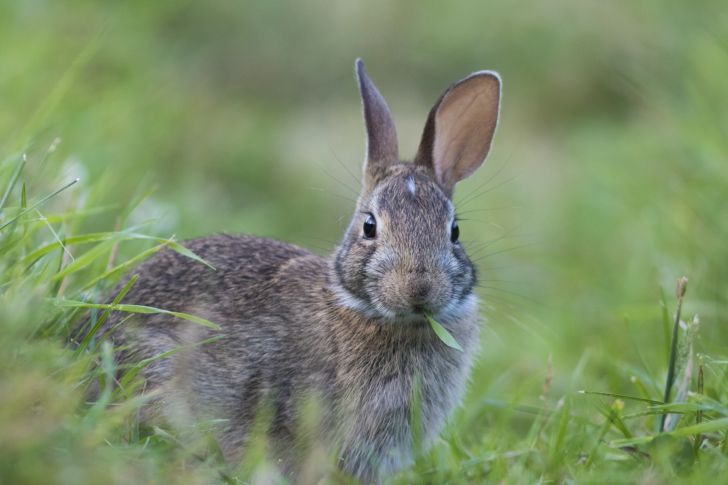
[101, 59, 501, 483]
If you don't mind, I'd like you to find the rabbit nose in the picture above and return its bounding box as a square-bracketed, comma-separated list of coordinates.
[412, 283, 430, 301]
[408, 278, 432, 310]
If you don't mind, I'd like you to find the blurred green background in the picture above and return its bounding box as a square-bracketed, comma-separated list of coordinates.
[1, 0, 727, 482]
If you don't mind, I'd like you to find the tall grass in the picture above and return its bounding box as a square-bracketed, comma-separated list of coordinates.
[0, 151, 219, 483]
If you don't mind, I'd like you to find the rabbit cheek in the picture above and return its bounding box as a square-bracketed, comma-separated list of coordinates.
[333, 238, 377, 305]
[451, 248, 476, 299]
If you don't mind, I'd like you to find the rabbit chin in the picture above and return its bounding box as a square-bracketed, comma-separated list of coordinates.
[330, 281, 478, 324]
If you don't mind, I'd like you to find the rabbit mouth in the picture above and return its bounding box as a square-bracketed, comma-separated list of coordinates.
[329, 270, 460, 322]
[371, 269, 452, 317]
[371, 282, 479, 324]
[369, 291, 450, 322]
[330, 280, 444, 322]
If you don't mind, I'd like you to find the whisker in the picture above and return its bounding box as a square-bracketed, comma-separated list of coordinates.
[315, 164, 360, 197]
[470, 243, 536, 260]
[476, 285, 546, 308]
[328, 147, 362, 186]
[456, 155, 511, 207]
[458, 175, 518, 209]
[474, 265, 519, 272]
[463, 230, 522, 251]
[475, 292, 525, 309]
[307, 186, 358, 205]
[457, 206, 520, 216]
[476, 278, 526, 285]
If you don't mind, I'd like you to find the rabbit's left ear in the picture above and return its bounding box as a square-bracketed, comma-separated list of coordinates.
[415, 71, 501, 195]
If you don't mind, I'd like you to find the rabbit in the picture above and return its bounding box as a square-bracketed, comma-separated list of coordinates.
[100, 59, 501, 483]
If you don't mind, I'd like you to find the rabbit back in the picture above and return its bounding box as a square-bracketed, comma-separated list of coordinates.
[104, 234, 335, 459]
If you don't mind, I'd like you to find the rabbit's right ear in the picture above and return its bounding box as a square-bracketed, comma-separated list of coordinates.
[356, 59, 399, 183]
[415, 71, 501, 196]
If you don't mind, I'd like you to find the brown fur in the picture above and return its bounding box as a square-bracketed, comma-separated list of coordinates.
[98, 60, 501, 483]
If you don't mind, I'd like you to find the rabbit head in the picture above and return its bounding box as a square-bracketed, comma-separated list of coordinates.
[332, 60, 501, 321]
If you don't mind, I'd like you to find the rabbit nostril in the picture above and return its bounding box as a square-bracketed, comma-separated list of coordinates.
[410, 282, 431, 304]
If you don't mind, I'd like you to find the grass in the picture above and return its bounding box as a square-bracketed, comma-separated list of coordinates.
[0, 154, 238, 483]
[426, 312, 465, 352]
[398, 280, 728, 483]
[2, 112, 726, 485]
[1, 0, 728, 483]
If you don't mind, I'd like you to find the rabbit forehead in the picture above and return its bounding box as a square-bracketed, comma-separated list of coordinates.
[368, 167, 453, 221]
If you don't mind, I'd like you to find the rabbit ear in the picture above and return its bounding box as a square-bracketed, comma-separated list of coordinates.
[356, 59, 399, 180]
[415, 71, 501, 195]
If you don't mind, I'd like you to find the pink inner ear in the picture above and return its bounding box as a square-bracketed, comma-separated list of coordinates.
[432, 74, 500, 188]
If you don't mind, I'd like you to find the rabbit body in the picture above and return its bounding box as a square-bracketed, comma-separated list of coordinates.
[103, 60, 501, 482]
[111, 229, 478, 480]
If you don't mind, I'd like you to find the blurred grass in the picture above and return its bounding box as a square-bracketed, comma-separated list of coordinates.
[1, 0, 727, 483]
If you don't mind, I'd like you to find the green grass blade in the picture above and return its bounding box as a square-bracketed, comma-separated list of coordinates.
[425, 312, 463, 352]
[167, 241, 216, 270]
[586, 408, 616, 466]
[669, 417, 728, 437]
[33, 204, 118, 223]
[0, 153, 25, 212]
[114, 234, 215, 269]
[0, 178, 79, 231]
[578, 390, 663, 405]
[22, 232, 119, 266]
[81, 242, 170, 290]
[50, 238, 116, 281]
[661, 277, 687, 432]
[75, 274, 139, 355]
[21, 226, 155, 266]
[659, 287, 672, 362]
[56, 299, 221, 330]
[622, 401, 727, 420]
[117, 334, 225, 392]
[609, 436, 655, 447]
[548, 397, 571, 468]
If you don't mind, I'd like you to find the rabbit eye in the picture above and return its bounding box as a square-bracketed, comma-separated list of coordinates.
[363, 214, 377, 239]
[450, 220, 460, 243]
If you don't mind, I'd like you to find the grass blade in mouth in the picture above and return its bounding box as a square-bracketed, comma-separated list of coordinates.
[424, 312, 463, 352]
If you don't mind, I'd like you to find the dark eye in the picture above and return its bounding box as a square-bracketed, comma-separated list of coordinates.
[363, 214, 377, 239]
[450, 220, 460, 243]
